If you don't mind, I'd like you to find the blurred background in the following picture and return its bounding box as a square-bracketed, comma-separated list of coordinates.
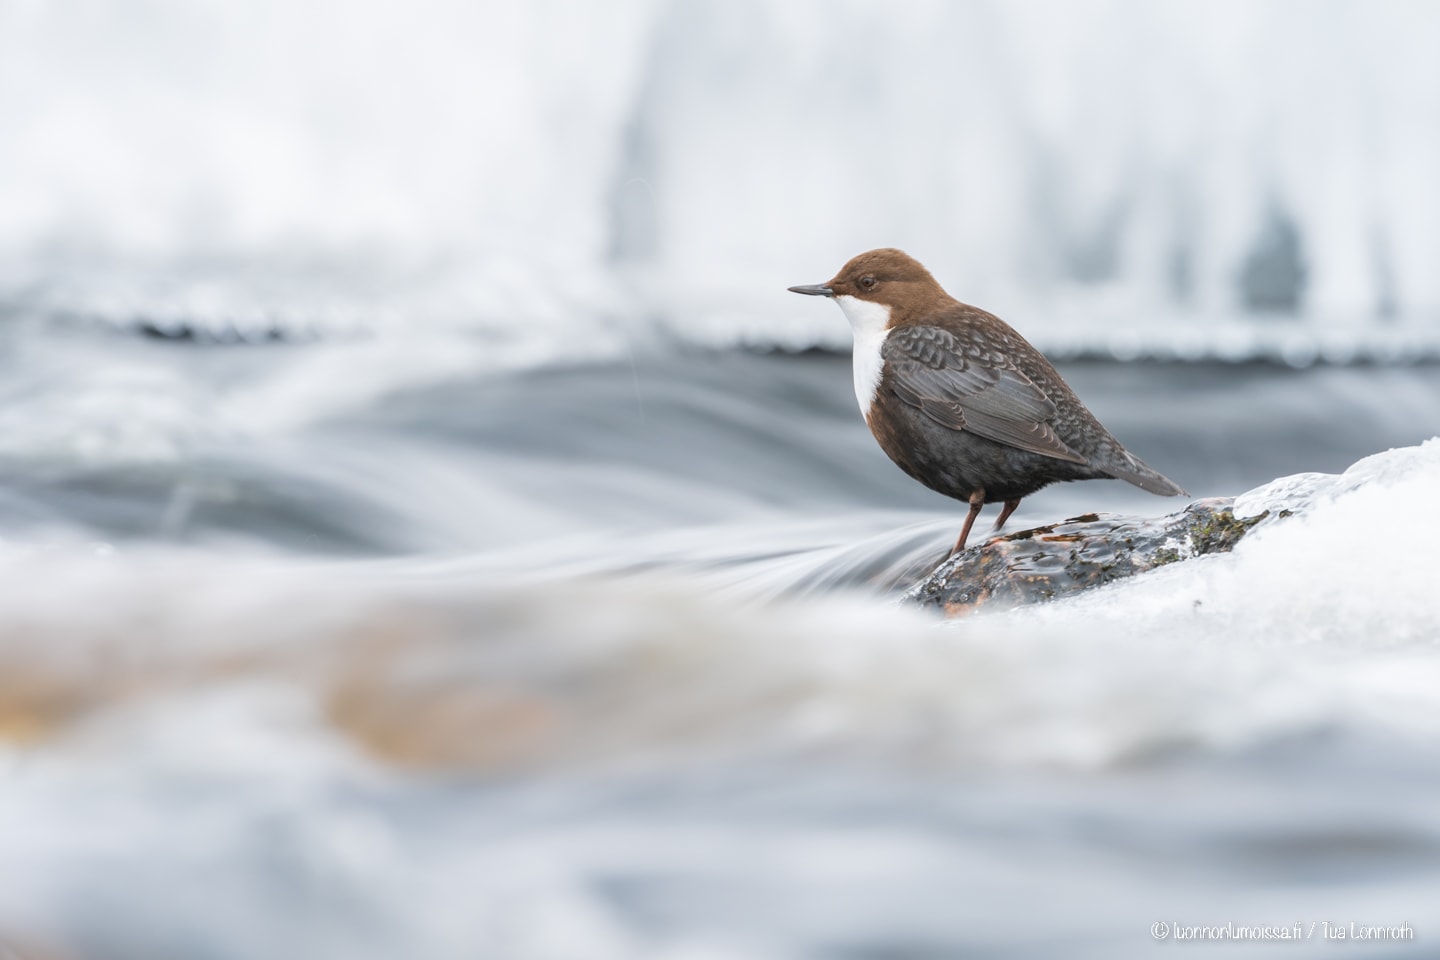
[6, 0, 1440, 352]
[1, 1, 1438, 958]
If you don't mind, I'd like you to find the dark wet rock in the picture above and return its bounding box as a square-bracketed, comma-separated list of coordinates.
[906, 498, 1284, 616]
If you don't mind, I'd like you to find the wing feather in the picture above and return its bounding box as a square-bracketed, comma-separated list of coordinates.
[883, 325, 1087, 465]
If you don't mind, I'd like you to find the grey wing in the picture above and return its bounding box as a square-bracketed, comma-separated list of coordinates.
[883, 326, 1088, 465]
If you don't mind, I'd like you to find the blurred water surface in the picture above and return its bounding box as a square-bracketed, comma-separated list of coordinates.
[1, 312, 1439, 958]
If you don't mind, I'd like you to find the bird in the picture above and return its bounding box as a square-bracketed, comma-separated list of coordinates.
[789, 248, 1186, 557]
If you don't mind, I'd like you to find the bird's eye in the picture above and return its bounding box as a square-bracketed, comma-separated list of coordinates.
[859, 276, 877, 290]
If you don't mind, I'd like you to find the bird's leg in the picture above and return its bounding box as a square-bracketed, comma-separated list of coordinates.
[950, 489, 986, 557]
[992, 498, 1021, 531]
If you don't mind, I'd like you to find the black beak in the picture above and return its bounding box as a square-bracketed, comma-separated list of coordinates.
[787, 283, 834, 297]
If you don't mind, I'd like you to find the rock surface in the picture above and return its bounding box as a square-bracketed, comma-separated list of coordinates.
[906, 498, 1280, 616]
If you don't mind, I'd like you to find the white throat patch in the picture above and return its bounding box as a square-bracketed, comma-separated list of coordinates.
[834, 295, 891, 417]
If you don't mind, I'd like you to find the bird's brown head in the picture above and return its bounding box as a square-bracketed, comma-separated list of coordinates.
[787, 248, 951, 321]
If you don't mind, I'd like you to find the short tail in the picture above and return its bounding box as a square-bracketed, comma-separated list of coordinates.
[1103, 450, 1188, 497]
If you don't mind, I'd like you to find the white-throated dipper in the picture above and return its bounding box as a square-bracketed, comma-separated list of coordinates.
[789, 248, 1187, 556]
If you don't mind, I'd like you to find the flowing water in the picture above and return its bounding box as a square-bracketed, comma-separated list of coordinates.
[1, 312, 1438, 958]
